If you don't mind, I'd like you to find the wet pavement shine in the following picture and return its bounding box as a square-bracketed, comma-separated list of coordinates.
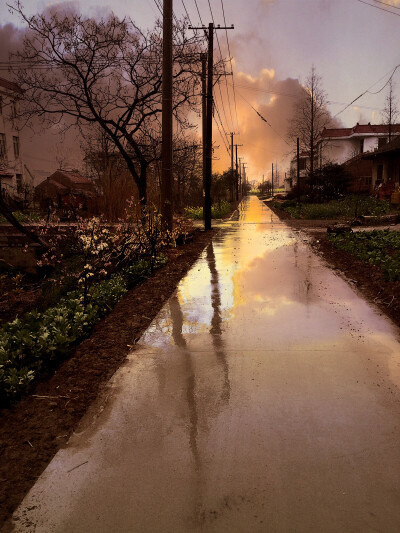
[7, 196, 400, 533]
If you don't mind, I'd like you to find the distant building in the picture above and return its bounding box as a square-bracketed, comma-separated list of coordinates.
[0, 77, 25, 201]
[362, 134, 400, 197]
[317, 123, 400, 166]
[35, 169, 98, 212]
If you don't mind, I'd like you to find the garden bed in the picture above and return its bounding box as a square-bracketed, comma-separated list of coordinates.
[0, 227, 217, 526]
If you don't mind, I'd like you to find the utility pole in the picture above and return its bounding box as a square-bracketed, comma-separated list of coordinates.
[297, 137, 300, 203]
[161, 0, 173, 231]
[243, 163, 247, 195]
[271, 162, 274, 198]
[234, 143, 243, 201]
[238, 157, 242, 197]
[201, 53, 207, 227]
[189, 22, 234, 230]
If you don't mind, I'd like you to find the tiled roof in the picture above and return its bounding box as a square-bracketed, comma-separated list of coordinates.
[0, 77, 23, 94]
[51, 170, 92, 185]
[320, 123, 400, 139]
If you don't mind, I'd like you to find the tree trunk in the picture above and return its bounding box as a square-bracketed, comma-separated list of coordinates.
[0, 194, 48, 249]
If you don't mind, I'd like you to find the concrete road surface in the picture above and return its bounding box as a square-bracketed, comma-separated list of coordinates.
[6, 196, 400, 533]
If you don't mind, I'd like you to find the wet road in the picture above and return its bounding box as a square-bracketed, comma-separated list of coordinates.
[8, 196, 400, 532]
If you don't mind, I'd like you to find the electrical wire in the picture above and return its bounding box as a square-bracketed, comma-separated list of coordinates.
[181, 0, 193, 26]
[207, 0, 234, 132]
[236, 90, 290, 146]
[220, 0, 240, 132]
[372, 0, 400, 9]
[355, 0, 400, 17]
[193, 0, 204, 25]
[333, 62, 400, 118]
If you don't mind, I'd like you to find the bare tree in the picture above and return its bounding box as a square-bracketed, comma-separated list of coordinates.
[288, 66, 331, 176]
[381, 78, 399, 142]
[10, 2, 205, 206]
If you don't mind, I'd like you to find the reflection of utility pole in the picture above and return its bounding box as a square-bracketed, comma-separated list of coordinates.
[189, 22, 234, 231]
[161, 0, 173, 231]
[243, 163, 247, 195]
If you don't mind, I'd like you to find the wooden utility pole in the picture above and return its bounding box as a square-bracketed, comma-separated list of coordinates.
[271, 162, 274, 198]
[238, 156, 242, 197]
[230, 132, 234, 201]
[189, 22, 234, 230]
[231, 140, 243, 202]
[201, 53, 207, 227]
[297, 137, 300, 203]
[161, 0, 173, 231]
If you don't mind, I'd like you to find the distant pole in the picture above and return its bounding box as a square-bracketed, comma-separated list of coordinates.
[235, 144, 239, 201]
[161, 0, 173, 231]
[204, 22, 214, 230]
[230, 132, 234, 201]
[201, 53, 207, 228]
[297, 137, 300, 203]
[271, 162, 274, 197]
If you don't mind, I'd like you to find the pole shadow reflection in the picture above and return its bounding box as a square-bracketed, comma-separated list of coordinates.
[206, 242, 231, 404]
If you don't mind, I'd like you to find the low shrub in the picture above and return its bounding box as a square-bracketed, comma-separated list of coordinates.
[274, 196, 391, 220]
[184, 200, 231, 220]
[0, 255, 167, 405]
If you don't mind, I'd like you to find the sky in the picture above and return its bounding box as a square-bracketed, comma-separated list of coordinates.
[1, 0, 400, 182]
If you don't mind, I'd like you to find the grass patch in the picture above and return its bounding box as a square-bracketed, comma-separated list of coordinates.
[271, 196, 391, 220]
[184, 200, 231, 220]
[0, 211, 42, 223]
[328, 230, 400, 281]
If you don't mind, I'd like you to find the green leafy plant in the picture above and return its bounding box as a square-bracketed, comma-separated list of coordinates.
[328, 230, 400, 281]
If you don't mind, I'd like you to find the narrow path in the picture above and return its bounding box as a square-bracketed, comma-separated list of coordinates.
[7, 196, 400, 533]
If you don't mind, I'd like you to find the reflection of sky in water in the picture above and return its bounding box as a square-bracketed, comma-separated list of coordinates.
[142, 196, 399, 356]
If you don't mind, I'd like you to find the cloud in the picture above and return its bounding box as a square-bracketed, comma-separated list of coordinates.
[213, 65, 305, 181]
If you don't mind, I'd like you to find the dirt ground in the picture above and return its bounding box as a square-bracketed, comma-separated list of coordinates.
[0, 226, 217, 526]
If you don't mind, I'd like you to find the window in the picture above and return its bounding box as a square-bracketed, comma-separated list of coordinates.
[299, 158, 306, 171]
[378, 137, 388, 149]
[0, 96, 2, 115]
[16, 174, 22, 193]
[13, 136, 19, 158]
[359, 139, 364, 153]
[11, 101, 16, 118]
[0, 133, 6, 160]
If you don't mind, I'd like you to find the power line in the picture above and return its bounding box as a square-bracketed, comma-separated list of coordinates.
[214, 101, 231, 155]
[372, 0, 400, 9]
[220, 0, 239, 132]
[207, 0, 235, 132]
[181, 0, 193, 25]
[333, 62, 400, 117]
[193, 0, 203, 25]
[153, 0, 163, 16]
[355, 0, 400, 17]
[236, 90, 290, 146]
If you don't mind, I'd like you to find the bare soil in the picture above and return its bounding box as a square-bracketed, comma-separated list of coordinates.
[0, 227, 217, 526]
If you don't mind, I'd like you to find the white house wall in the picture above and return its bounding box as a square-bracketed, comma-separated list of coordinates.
[0, 87, 24, 193]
